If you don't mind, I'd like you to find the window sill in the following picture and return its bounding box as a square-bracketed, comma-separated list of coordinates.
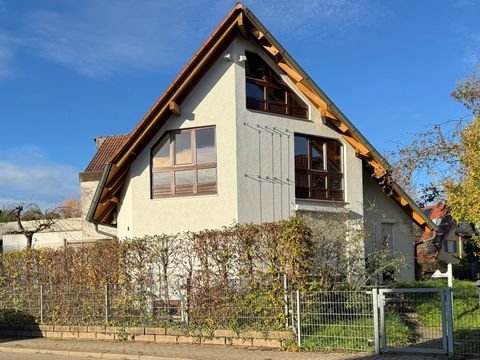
[151, 193, 218, 201]
[294, 199, 349, 213]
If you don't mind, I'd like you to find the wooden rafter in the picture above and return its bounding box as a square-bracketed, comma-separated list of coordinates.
[237, 12, 249, 38]
[169, 101, 181, 116]
[342, 134, 371, 157]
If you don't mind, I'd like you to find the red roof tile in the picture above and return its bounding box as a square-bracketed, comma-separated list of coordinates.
[84, 134, 130, 172]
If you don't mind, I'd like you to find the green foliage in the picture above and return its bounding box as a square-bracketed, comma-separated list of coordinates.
[0, 207, 16, 222]
[446, 116, 480, 232]
[0, 309, 37, 325]
[300, 313, 413, 352]
[393, 67, 480, 219]
[301, 210, 406, 289]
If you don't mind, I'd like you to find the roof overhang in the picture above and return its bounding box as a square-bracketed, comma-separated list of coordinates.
[88, 3, 436, 232]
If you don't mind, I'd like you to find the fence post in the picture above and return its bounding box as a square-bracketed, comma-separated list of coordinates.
[295, 289, 301, 346]
[283, 274, 288, 329]
[371, 288, 380, 354]
[40, 285, 43, 324]
[445, 288, 455, 356]
[105, 284, 109, 324]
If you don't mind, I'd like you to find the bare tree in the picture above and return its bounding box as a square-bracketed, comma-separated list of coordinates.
[9, 204, 59, 249]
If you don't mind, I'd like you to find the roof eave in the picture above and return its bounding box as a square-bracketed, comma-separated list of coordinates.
[86, 163, 113, 224]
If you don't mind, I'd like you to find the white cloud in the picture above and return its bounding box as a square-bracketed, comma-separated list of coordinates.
[0, 146, 79, 210]
[247, 0, 389, 39]
[19, 1, 226, 78]
[462, 34, 480, 66]
[0, 34, 14, 79]
[0, 0, 387, 78]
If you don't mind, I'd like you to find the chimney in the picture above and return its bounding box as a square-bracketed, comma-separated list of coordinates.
[94, 136, 107, 150]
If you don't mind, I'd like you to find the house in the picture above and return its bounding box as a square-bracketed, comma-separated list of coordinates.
[417, 203, 477, 274]
[82, 3, 436, 280]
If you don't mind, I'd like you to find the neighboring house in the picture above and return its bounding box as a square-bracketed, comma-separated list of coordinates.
[83, 4, 436, 280]
[417, 203, 476, 266]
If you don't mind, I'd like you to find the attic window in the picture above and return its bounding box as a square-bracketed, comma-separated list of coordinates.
[294, 134, 343, 201]
[151, 127, 217, 198]
[245, 52, 308, 119]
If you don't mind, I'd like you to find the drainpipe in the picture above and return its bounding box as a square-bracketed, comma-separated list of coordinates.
[94, 223, 116, 241]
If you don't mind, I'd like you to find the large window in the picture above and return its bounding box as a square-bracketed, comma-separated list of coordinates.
[245, 52, 308, 119]
[294, 134, 343, 201]
[151, 127, 217, 198]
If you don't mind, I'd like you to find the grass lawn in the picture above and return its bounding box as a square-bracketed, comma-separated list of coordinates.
[300, 312, 413, 352]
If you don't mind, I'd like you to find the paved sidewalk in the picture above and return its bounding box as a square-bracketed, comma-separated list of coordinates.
[0, 337, 448, 360]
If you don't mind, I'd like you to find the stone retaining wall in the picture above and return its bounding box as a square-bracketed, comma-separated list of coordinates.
[0, 325, 293, 349]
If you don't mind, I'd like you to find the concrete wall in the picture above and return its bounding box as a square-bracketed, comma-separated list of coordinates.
[1, 218, 83, 252]
[116, 40, 239, 238]
[362, 169, 415, 281]
[0, 179, 116, 253]
[80, 180, 116, 240]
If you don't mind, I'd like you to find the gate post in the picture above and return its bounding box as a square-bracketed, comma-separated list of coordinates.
[295, 290, 301, 346]
[105, 284, 109, 324]
[372, 288, 380, 354]
[40, 285, 43, 324]
[445, 288, 454, 356]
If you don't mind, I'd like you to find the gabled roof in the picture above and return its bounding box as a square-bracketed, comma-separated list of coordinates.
[84, 135, 130, 173]
[87, 3, 436, 232]
[418, 203, 476, 261]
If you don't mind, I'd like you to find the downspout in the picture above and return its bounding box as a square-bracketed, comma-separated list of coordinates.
[94, 223, 116, 241]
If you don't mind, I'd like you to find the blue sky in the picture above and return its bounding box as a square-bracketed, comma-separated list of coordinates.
[0, 0, 479, 209]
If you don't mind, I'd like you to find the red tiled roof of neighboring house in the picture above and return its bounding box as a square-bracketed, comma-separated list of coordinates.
[417, 203, 453, 263]
[84, 135, 130, 172]
[420, 203, 449, 241]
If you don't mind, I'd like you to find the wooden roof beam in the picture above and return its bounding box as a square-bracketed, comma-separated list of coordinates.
[323, 114, 349, 133]
[392, 191, 409, 207]
[342, 134, 370, 157]
[97, 204, 115, 224]
[250, 28, 264, 40]
[169, 101, 181, 116]
[277, 62, 303, 82]
[237, 12, 249, 38]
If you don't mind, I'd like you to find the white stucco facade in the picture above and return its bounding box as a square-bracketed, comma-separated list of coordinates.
[362, 171, 415, 280]
[116, 36, 365, 238]
[111, 35, 415, 279]
[116, 40, 239, 238]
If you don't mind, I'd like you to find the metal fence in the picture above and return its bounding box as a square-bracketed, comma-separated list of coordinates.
[1, 284, 480, 356]
[291, 290, 375, 352]
[0, 284, 286, 332]
[453, 285, 480, 356]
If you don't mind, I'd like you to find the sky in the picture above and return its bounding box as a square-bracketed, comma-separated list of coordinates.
[0, 0, 479, 209]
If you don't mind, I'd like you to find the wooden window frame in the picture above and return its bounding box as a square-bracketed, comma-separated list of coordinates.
[294, 134, 344, 202]
[151, 126, 217, 199]
[245, 52, 308, 119]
